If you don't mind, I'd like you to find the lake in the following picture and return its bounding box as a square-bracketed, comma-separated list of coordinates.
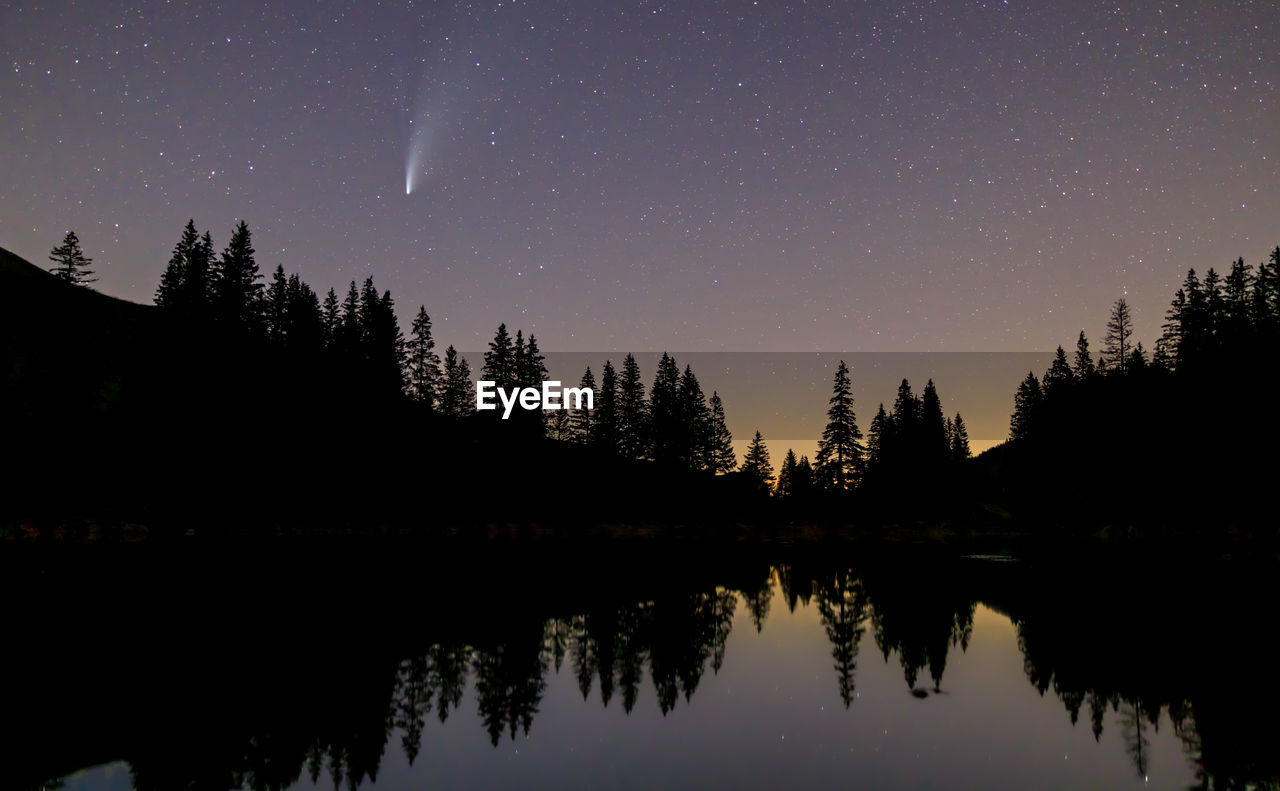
[3, 541, 1275, 790]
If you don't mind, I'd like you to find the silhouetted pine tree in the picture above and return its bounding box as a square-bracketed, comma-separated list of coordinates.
[794, 455, 814, 499]
[321, 288, 341, 349]
[649, 352, 682, 465]
[155, 220, 201, 309]
[213, 220, 263, 332]
[483, 323, 516, 390]
[570, 367, 596, 444]
[677, 364, 709, 471]
[1073, 330, 1095, 380]
[339, 280, 361, 355]
[707, 391, 736, 473]
[48, 230, 96, 286]
[407, 307, 442, 408]
[284, 272, 324, 353]
[440, 345, 474, 417]
[1010, 371, 1042, 440]
[1103, 298, 1134, 375]
[920, 379, 947, 466]
[265, 264, 289, 343]
[776, 449, 799, 498]
[1042, 345, 1074, 397]
[1253, 248, 1280, 327]
[950, 413, 971, 460]
[814, 360, 863, 493]
[617, 353, 649, 460]
[741, 430, 773, 491]
[594, 360, 620, 454]
[866, 403, 888, 473]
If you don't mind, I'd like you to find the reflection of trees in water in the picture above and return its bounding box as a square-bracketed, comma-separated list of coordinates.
[813, 571, 868, 708]
[33, 559, 1280, 791]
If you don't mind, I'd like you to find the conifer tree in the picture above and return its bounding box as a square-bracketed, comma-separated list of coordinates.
[183, 230, 215, 315]
[48, 230, 96, 286]
[483, 323, 516, 389]
[920, 379, 947, 464]
[284, 273, 324, 353]
[441, 345, 474, 417]
[1010, 372, 1042, 440]
[155, 219, 200, 309]
[213, 219, 263, 331]
[649, 352, 682, 465]
[407, 307, 442, 408]
[707, 391, 736, 473]
[1157, 289, 1186, 370]
[321, 288, 341, 349]
[776, 449, 799, 499]
[594, 360, 620, 454]
[339, 280, 361, 353]
[266, 264, 289, 343]
[814, 360, 863, 492]
[618, 353, 649, 460]
[950, 413, 971, 460]
[1103, 298, 1134, 374]
[1253, 247, 1280, 325]
[794, 455, 814, 498]
[866, 403, 888, 472]
[1073, 330, 1095, 380]
[1042, 345, 1074, 397]
[571, 367, 597, 444]
[742, 430, 774, 491]
[677, 364, 709, 470]
[1223, 258, 1253, 331]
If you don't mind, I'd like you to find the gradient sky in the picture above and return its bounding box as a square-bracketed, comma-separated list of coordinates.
[2, 0, 1277, 355]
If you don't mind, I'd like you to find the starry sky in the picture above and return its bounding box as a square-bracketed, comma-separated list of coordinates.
[3, 0, 1277, 357]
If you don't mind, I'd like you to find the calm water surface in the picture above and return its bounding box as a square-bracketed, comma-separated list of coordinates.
[5, 545, 1274, 790]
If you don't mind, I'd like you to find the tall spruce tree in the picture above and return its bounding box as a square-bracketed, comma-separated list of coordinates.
[407, 307, 442, 408]
[1042, 345, 1074, 397]
[677, 365, 710, 471]
[742, 430, 774, 491]
[213, 220, 263, 331]
[618, 353, 649, 460]
[814, 360, 863, 492]
[483, 323, 516, 389]
[265, 264, 289, 343]
[707, 391, 736, 473]
[649, 352, 682, 465]
[950, 413, 971, 460]
[441, 345, 474, 417]
[595, 360, 620, 454]
[776, 449, 799, 499]
[155, 219, 201, 309]
[1010, 372, 1042, 440]
[920, 379, 947, 465]
[571, 367, 597, 444]
[48, 230, 96, 286]
[1073, 330, 1095, 380]
[866, 403, 888, 473]
[321, 288, 341, 349]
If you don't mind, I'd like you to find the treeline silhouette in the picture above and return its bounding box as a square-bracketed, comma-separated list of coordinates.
[4, 546, 1274, 790]
[7, 225, 1280, 530]
[986, 247, 1280, 529]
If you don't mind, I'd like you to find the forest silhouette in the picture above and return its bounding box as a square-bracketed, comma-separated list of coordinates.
[2, 544, 1275, 790]
[3, 223, 1280, 533]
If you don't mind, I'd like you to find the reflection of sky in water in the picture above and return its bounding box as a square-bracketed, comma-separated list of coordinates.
[255, 587, 1190, 791]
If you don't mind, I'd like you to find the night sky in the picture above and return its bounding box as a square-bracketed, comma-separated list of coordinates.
[3, 1, 1277, 356]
